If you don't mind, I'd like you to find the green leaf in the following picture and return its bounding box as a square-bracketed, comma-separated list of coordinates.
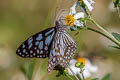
[112, 32, 120, 42]
[20, 62, 35, 80]
[102, 74, 111, 80]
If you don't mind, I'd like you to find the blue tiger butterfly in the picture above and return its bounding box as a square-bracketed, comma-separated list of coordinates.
[16, 20, 76, 72]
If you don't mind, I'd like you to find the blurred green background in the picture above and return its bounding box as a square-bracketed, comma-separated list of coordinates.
[0, 0, 120, 80]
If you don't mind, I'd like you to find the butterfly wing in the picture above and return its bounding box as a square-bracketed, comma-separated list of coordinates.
[16, 27, 56, 58]
[47, 30, 76, 72]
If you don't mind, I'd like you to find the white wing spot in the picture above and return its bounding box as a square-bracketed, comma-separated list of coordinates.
[33, 53, 36, 56]
[18, 49, 20, 53]
[23, 49, 26, 53]
[30, 50, 33, 54]
[19, 52, 21, 55]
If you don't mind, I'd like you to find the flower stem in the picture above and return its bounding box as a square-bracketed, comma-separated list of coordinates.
[88, 16, 120, 47]
[68, 67, 80, 80]
[66, 74, 74, 80]
[87, 27, 117, 44]
[80, 66, 85, 80]
[81, 72, 85, 80]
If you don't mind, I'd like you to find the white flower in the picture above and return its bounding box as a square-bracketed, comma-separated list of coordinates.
[65, 12, 84, 28]
[65, 4, 84, 28]
[70, 0, 94, 14]
[72, 12, 84, 27]
[108, 2, 116, 12]
[67, 58, 98, 79]
[108, 2, 120, 16]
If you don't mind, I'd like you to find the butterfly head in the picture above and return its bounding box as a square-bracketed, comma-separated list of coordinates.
[55, 20, 65, 29]
[55, 20, 62, 25]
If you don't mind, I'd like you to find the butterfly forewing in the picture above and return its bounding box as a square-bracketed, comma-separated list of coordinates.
[48, 30, 76, 72]
[16, 27, 56, 58]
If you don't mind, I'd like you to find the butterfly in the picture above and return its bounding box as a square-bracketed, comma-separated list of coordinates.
[16, 20, 76, 72]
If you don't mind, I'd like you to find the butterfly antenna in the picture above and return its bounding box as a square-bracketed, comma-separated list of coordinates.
[54, 7, 59, 21]
[58, 16, 65, 25]
[56, 9, 65, 21]
[59, 16, 65, 21]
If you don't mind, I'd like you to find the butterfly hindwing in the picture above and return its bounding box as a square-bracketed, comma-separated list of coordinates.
[16, 27, 56, 58]
[47, 30, 76, 72]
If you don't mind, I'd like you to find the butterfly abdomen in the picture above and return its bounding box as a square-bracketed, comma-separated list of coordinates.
[47, 27, 76, 72]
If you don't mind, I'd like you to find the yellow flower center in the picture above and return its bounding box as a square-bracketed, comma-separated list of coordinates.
[65, 15, 74, 26]
[76, 57, 86, 65]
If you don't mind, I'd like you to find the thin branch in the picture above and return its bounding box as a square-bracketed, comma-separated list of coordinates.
[68, 67, 80, 80]
[79, 66, 85, 80]
[66, 74, 74, 80]
[88, 17, 120, 47]
[87, 27, 120, 47]
[81, 72, 85, 80]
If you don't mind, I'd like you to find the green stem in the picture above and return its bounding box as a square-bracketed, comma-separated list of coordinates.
[68, 67, 80, 80]
[80, 67, 85, 80]
[81, 72, 85, 80]
[87, 27, 117, 45]
[66, 74, 74, 80]
[88, 16, 120, 47]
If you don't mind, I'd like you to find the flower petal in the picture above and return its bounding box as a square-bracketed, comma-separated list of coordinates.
[74, 20, 84, 27]
[67, 65, 80, 75]
[69, 7, 76, 15]
[85, 59, 98, 73]
[70, 26, 77, 31]
[83, 0, 94, 11]
[88, 0, 94, 4]
[69, 1, 78, 15]
[74, 12, 84, 19]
